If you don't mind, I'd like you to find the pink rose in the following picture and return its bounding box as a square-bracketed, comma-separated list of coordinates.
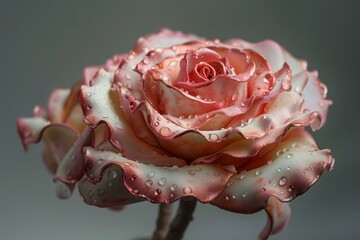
[18, 29, 334, 239]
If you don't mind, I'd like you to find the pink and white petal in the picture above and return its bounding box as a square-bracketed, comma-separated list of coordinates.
[53, 127, 94, 199]
[41, 124, 79, 163]
[47, 88, 70, 123]
[80, 69, 185, 166]
[194, 110, 323, 165]
[82, 147, 235, 205]
[133, 28, 200, 54]
[79, 165, 142, 207]
[226, 39, 307, 75]
[17, 117, 50, 150]
[210, 128, 334, 214]
[301, 71, 332, 130]
[259, 196, 291, 240]
[84, 66, 100, 86]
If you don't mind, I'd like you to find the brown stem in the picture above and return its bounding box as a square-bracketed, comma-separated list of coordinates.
[152, 203, 173, 240]
[165, 198, 197, 240]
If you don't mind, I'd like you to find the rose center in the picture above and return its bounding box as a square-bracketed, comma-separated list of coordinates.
[193, 60, 227, 82]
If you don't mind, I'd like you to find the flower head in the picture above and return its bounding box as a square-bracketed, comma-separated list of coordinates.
[17, 29, 333, 239]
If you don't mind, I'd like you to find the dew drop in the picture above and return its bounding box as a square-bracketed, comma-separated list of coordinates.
[97, 189, 104, 196]
[110, 170, 117, 179]
[147, 171, 155, 178]
[209, 133, 219, 142]
[226, 194, 232, 200]
[154, 121, 160, 126]
[145, 180, 153, 187]
[154, 189, 162, 196]
[188, 170, 195, 176]
[288, 185, 295, 192]
[195, 166, 202, 171]
[286, 166, 291, 171]
[130, 175, 137, 181]
[240, 175, 246, 180]
[255, 170, 262, 176]
[183, 187, 192, 194]
[277, 168, 282, 172]
[170, 184, 177, 192]
[287, 153, 294, 158]
[242, 192, 248, 198]
[88, 190, 94, 197]
[158, 177, 167, 186]
[278, 177, 287, 186]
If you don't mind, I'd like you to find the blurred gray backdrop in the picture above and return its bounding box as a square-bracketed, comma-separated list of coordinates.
[1, 0, 359, 239]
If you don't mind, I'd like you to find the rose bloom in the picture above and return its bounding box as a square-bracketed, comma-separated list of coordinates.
[17, 29, 333, 239]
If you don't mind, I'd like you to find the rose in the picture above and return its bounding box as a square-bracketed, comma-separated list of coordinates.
[18, 29, 334, 239]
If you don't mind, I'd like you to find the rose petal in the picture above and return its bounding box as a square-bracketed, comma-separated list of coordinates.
[48, 88, 70, 123]
[301, 71, 332, 130]
[226, 39, 307, 75]
[81, 147, 235, 205]
[133, 28, 199, 54]
[259, 196, 291, 240]
[80, 69, 185, 166]
[53, 127, 94, 199]
[79, 165, 142, 207]
[210, 128, 334, 214]
[17, 117, 49, 150]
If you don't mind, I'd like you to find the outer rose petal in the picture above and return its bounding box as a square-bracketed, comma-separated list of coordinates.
[301, 71, 332, 130]
[133, 28, 199, 53]
[79, 165, 142, 207]
[53, 127, 94, 199]
[17, 117, 49, 150]
[80, 69, 185, 166]
[210, 128, 334, 213]
[259, 196, 291, 240]
[79, 147, 235, 206]
[226, 39, 307, 75]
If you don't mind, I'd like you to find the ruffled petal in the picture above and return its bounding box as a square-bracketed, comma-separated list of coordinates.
[259, 196, 291, 240]
[79, 165, 142, 207]
[17, 117, 49, 150]
[210, 128, 334, 214]
[79, 147, 235, 206]
[47, 88, 70, 123]
[53, 127, 94, 199]
[226, 39, 307, 75]
[301, 71, 332, 130]
[80, 69, 185, 166]
[133, 28, 199, 53]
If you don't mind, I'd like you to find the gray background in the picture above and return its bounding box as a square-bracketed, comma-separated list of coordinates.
[1, 0, 359, 239]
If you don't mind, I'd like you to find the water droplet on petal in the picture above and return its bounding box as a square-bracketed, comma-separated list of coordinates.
[88, 190, 94, 197]
[130, 175, 137, 181]
[155, 189, 162, 196]
[287, 153, 294, 158]
[279, 177, 287, 186]
[209, 133, 219, 142]
[170, 184, 177, 192]
[145, 180, 153, 187]
[188, 170, 195, 176]
[147, 171, 155, 178]
[288, 185, 295, 192]
[255, 170, 262, 176]
[183, 187, 192, 194]
[158, 177, 167, 186]
[242, 192, 247, 198]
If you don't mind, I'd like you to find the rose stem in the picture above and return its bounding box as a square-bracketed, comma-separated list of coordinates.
[152, 203, 173, 240]
[165, 198, 197, 240]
